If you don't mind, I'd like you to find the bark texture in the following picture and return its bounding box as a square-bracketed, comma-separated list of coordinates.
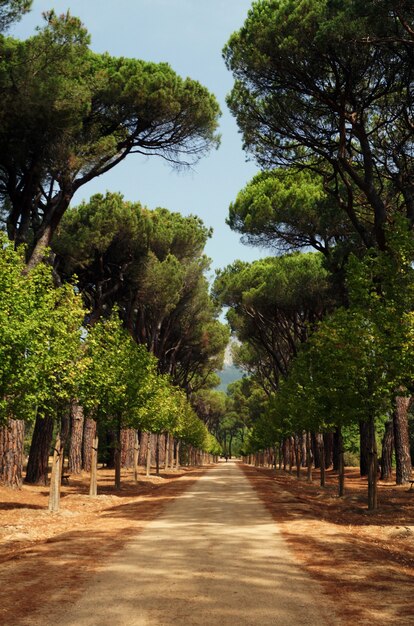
[0, 419, 25, 488]
[25, 415, 54, 485]
[393, 395, 412, 485]
[69, 402, 84, 474]
[82, 418, 97, 472]
[380, 419, 394, 481]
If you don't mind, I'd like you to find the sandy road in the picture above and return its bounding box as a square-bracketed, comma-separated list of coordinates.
[49, 462, 338, 626]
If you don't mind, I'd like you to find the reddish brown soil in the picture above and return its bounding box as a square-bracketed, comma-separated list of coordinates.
[1, 464, 414, 625]
[242, 464, 414, 625]
[0, 466, 205, 625]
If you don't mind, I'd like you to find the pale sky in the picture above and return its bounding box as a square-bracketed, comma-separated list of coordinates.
[11, 0, 267, 280]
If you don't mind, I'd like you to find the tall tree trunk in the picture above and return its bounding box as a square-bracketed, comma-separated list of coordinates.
[323, 432, 333, 469]
[289, 437, 294, 474]
[311, 432, 321, 468]
[337, 426, 345, 497]
[359, 420, 370, 477]
[25, 415, 54, 485]
[306, 432, 313, 482]
[133, 431, 140, 483]
[82, 418, 97, 472]
[295, 434, 301, 478]
[146, 433, 152, 477]
[0, 419, 25, 488]
[367, 416, 378, 511]
[121, 428, 135, 469]
[317, 434, 326, 487]
[333, 427, 341, 472]
[393, 395, 412, 485]
[68, 402, 84, 474]
[48, 433, 62, 513]
[155, 433, 160, 475]
[89, 436, 99, 496]
[175, 440, 180, 471]
[380, 419, 394, 481]
[165, 433, 170, 471]
[114, 420, 121, 491]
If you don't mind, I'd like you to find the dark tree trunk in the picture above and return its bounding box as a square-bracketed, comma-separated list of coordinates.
[359, 420, 370, 477]
[295, 434, 301, 478]
[121, 428, 135, 469]
[367, 416, 378, 511]
[25, 415, 54, 485]
[114, 420, 121, 491]
[0, 419, 25, 488]
[155, 433, 160, 475]
[333, 427, 341, 472]
[306, 432, 313, 482]
[282, 438, 289, 470]
[337, 427, 345, 497]
[317, 433, 325, 487]
[380, 419, 394, 481]
[82, 418, 97, 472]
[69, 402, 84, 474]
[311, 432, 321, 468]
[393, 395, 412, 485]
[323, 432, 333, 469]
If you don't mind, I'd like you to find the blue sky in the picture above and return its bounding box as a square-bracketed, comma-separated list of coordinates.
[11, 0, 267, 280]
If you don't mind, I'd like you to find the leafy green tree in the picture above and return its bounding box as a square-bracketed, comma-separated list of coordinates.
[80, 314, 158, 490]
[0, 11, 220, 267]
[0, 234, 84, 487]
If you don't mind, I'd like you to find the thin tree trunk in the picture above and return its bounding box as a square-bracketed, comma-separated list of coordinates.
[337, 426, 345, 497]
[380, 419, 394, 481]
[89, 436, 98, 497]
[114, 420, 121, 491]
[295, 434, 301, 478]
[165, 433, 170, 471]
[146, 433, 152, 477]
[48, 434, 62, 512]
[0, 419, 25, 488]
[393, 395, 412, 484]
[367, 416, 378, 511]
[306, 431, 313, 482]
[133, 431, 140, 483]
[318, 434, 326, 487]
[25, 415, 54, 485]
[68, 402, 84, 474]
[324, 432, 333, 469]
[82, 418, 96, 472]
[175, 440, 180, 471]
[155, 433, 160, 475]
[359, 420, 370, 477]
[121, 428, 135, 469]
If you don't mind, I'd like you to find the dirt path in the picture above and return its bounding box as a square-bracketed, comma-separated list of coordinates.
[34, 461, 338, 626]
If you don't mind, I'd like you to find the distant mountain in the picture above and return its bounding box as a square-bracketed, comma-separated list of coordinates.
[216, 364, 243, 392]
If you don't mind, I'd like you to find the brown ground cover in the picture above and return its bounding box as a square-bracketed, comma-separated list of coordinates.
[242, 464, 414, 625]
[0, 466, 205, 625]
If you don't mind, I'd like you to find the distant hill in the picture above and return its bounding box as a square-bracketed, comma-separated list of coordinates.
[216, 364, 243, 392]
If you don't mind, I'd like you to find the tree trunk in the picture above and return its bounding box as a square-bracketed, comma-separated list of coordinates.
[0, 419, 25, 488]
[295, 434, 301, 478]
[165, 433, 170, 471]
[306, 432, 313, 482]
[155, 433, 160, 475]
[323, 432, 333, 469]
[367, 416, 378, 511]
[317, 434, 326, 487]
[289, 437, 294, 474]
[175, 440, 180, 471]
[114, 420, 121, 491]
[380, 419, 394, 481]
[48, 433, 62, 513]
[25, 415, 54, 485]
[82, 418, 97, 472]
[333, 427, 341, 472]
[68, 402, 84, 474]
[146, 433, 152, 477]
[393, 395, 412, 484]
[337, 426, 345, 497]
[121, 428, 135, 469]
[89, 436, 98, 497]
[359, 420, 370, 477]
[133, 431, 140, 483]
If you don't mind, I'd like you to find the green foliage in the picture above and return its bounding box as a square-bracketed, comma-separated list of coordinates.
[80, 314, 158, 429]
[0, 0, 31, 31]
[0, 234, 84, 424]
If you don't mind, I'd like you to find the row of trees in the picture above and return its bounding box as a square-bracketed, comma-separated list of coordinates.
[216, 0, 414, 509]
[0, 2, 225, 499]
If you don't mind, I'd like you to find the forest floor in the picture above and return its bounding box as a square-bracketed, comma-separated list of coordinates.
[0, 463, 413, 624]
